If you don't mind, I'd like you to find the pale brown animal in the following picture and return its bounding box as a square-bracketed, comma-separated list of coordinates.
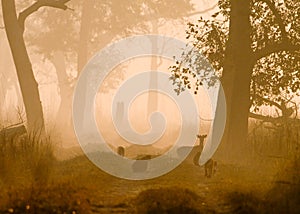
[195, 134, 217, 178]
[117, 146, 125, 157]
[204, 159, 217, 178]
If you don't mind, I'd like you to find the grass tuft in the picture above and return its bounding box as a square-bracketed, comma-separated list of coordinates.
[0, 132, 55, 185]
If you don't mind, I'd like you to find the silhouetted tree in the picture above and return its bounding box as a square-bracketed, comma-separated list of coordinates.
[171, 0, 300, 159]
[1, 0, 71, 134]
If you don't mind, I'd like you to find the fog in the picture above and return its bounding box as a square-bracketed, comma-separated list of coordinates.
[0, 0, 299, 213]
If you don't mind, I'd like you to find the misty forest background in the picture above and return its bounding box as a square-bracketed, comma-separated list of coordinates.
[0, 0, 300, 213]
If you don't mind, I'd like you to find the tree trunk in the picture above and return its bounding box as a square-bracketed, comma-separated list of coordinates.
[215, 0, 253, 161]
[76, 0, 94, 131]
[52, 51, 72, 130]
[0, 35, 7, 113]
[77, 0, 94, 73]
[2, 0, 45, 135]
[147, 20, 159, 115]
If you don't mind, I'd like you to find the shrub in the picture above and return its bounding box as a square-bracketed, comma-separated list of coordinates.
[225, 191, 265, 214]
[134, 187, 213, 214]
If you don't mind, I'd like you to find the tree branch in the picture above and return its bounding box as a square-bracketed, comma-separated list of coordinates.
[185, 3, 218, 17]
[249, 112, 280, 122]
[252, 94, 282, 110]
[253, 42, 300, 61]
[18, 0, 71, 31]
[249, 112, 300, 125]
[259, 0, 287, 40]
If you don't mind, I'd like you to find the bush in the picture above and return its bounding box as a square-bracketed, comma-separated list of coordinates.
[225, 191, 265, 214]
[134, 187, 213, 214]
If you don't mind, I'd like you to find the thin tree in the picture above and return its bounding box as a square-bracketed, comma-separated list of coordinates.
[2, 0, 71, 134]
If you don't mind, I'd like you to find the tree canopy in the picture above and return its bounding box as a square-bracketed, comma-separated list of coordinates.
[171, 0, 300, 120]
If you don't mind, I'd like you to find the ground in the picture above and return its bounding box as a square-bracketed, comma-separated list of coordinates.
[0, 147, 299, 214]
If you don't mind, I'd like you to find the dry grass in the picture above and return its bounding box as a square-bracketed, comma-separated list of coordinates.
[0, 132, 92, 214]
[1, 182, 90, 214]
[220, 150, 300, 214]
[133, 187, 214, 213]
[0, 133, 54, 185]
[0, 122, 299, 213]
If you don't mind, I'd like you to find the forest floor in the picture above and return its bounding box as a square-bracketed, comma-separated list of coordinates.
[0, 147, 299, 213]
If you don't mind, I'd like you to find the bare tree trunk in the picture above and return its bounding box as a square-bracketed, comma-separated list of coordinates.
[52, 51, 72, 129]
[216, 0, 253, 161]
[76, 0, 94, 131]
[0, 35, 7, 111]
[77, 0, 94, 73]
[147, 19, 159, 115]
[2, 0, 45, 135]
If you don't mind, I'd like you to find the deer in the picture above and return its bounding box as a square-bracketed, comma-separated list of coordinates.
[194, 134, 217, 178]
[117, 146, 125, 157]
